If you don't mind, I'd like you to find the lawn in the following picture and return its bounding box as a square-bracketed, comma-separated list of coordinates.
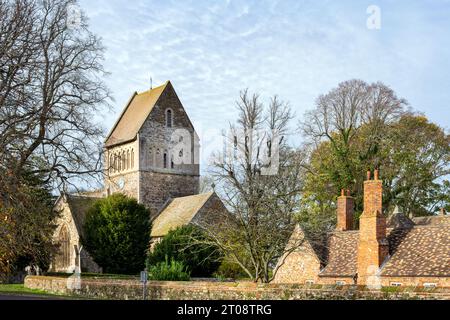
[0, 284, 75, 298]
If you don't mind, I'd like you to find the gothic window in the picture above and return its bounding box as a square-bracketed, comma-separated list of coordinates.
[118, 154, 122, 171]
[122, 151, 126, 170]
[163, 152, 167, 168]
[58, 225, 70, 268]
[131, 149, 134, 168]
[171, 156, 174, 169]
[127, 150, 130, 169]
[179, 149, 183, 157]
[166, 109, 173, 127]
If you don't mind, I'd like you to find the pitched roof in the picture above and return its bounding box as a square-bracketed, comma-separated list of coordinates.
[412, 215, 450, 226]
[319, 231, 359, 277]
[104, 81, 169, 147]
[150, 192, 214, 238]
[381, 225, 450, 277]
[317, 215, 450, 278]
[64, 194, 101, 240]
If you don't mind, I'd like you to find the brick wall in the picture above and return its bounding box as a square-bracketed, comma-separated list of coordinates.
[24, 276, 450, 300]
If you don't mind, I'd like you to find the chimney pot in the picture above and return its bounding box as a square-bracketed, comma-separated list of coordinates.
[366, 170, 371, 180]
[341, 189, 345, 196]
[346, 189, 351, 197]
[440, 208, 446, 216]
[374, 169, 379, 180]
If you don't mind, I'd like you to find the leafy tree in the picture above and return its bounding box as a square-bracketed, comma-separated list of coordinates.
[83, 194, 151, 274]
[300, 79, 449, 219]
[0, 169, 56, 280]
[146, 225, 222, 277]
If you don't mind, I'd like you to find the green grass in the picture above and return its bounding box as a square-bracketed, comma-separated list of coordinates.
[0, 284, 53, 295]
[0, 283, 97, 299]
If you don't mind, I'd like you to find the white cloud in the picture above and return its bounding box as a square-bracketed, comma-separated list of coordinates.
[79, 0, 450, 171]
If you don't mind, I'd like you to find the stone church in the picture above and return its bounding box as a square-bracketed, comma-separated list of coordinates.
[49, 81, 227, 273]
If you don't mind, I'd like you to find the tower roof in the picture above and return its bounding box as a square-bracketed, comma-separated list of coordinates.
[104, 81, 169, 147]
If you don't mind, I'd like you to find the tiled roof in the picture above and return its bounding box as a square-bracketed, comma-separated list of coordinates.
[65, 194, 101, 239]
[317, 215, 450, 278]
[319, 231, 359, 277]
[381, 225, 450, 276]
[150, 192, 214, 237]
[412, 215, 450, 226]
[104, 82, 168, 147]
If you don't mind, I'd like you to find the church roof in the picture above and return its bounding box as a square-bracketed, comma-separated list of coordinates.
[63, 194, 101, 240]
[104, 81, 169, 147]
[150, 192, 215, 238]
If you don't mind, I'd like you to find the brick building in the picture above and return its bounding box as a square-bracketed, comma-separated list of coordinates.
[50, 81, 227, 273]
[273, 170, 450, 288]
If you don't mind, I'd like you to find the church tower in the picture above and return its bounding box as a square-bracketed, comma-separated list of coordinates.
[103, 81, 200, 215]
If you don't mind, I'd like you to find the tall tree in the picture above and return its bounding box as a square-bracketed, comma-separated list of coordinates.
[0, 0, 110, 278]
[0, 0, 110, 189]
[300, 80, 449, 218]
[197, 90, 307, 283]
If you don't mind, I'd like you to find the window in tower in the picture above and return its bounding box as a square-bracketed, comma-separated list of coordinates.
[166, 109, 173, 127]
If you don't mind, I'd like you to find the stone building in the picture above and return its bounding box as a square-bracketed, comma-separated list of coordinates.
[273, 170, 450, 288]
[49, 194, 102, 273]
[103, 80, 200, 214]
[50, 81, 225, 273]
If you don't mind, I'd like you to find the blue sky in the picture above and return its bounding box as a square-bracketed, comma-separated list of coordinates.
[79, 0, 450, 165]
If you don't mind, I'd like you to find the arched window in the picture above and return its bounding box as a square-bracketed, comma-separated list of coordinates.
[127, 150, 130, 169]
[163, 153, 168, 168]
[171, 156, 174, 169]
[109, 154, 114, 173]
[58, 225, 70, 269]
[166, 109, 172, 127]
[131, 149, 134, 169]
[122, 151, 126, 170]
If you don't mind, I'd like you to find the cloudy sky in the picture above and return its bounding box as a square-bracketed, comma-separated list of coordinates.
[79, 0, 450, 166]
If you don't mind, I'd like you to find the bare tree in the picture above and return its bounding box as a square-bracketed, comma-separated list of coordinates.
[0, 0, 110, 277]
[0, 0, 110, 191]
[300, 79, 407, 188]
[193, 90, 307, 283]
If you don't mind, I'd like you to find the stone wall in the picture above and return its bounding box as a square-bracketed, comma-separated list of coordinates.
[50, 199, 80, 273]
[272, 247, 321, 284]
[24, 276, 450, 300]
[139, 171, 199, 214]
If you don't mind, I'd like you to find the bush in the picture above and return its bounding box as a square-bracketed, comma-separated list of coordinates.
[214, 257, 250, 279]
[83, 193, 151, 274]
[146, 225, 222, 277]
[147, 257, 190, 281]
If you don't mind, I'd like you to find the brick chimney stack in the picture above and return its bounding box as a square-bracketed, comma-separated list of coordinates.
[336, 189, 354, 231]
[357, 169, 389, 285]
